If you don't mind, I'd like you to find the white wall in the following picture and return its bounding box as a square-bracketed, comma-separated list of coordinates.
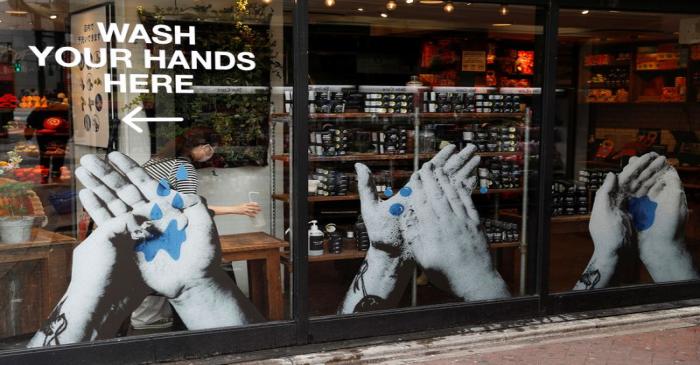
[197, 166, 272, 297]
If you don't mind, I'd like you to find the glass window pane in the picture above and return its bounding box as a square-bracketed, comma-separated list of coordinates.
[302, 2, 543, 316]
[552, 9, 700, 292]
[0, 0, 293, 350]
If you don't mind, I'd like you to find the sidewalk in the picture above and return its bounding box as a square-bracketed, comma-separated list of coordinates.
[168, 302, 700, 365]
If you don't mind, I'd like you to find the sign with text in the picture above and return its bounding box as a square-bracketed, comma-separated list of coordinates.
[70, 5, 111, 147]
[461, 51, 486, 72]
[30, 16, 258, 133]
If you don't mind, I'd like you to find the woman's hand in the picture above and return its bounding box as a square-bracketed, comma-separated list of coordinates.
[233, 202, 261, 217]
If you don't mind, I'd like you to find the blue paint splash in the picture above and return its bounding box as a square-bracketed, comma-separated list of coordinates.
[175, 164, 189, 181]
[399, 187, 412, 197]
[628, 196, 657, 231]
[157, 179, 171, 196]
[389, 203, 405, 216]
[134, 219, 186, 262]
[384, 187, 394, 198]
[172, 193, 184, 209]
[150, 204, 163, 220]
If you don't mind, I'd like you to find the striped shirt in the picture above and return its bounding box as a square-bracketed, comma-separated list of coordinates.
[142, 157, 198, 194]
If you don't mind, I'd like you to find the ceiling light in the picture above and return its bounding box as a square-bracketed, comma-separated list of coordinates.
[581, 9, 589, 15]
[492, 23, 511, 27]
[380, 12, 388, 18]
[405, 0, 414, 3]
[357, 7, 364, 11]
[500, 4, 508, 16]
[262, 0, 272, 4]
[324, 0, 335, 7]
[49, 14, 57, 19]
[443, 1, 454, 13]
[5, 10, 28, 15]
[386, 0, 397, 11]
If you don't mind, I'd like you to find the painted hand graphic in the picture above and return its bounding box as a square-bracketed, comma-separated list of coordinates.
[588, 172, 631, 257]
[399, 148, 510, 300]
[27, 207, 152, 347]
[580, 152, 697, 290]
[341, 144, 509, 313]
[622, 153, 697, 282]
[354, 144, 480, 256]
[340, 146, 468, 312]
[77, 152, 215, 299]
[579, 153, 669, 290]
[77, 152, 262, 328]
[575, 170, 631, 290]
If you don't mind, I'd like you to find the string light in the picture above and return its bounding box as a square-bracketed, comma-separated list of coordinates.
[405, 0, 414, 3]
[581, 9, 590, 15]
[324, 0, 335, 7]
[500, 4, 508, 16]
[380, 12, 389, 18]
[443, 1, 454, 13]
[386, 0, 397, 10]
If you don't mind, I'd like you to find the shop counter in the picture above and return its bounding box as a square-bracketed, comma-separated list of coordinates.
[0, 228, 76, 338]
[219, 232, 288, 321]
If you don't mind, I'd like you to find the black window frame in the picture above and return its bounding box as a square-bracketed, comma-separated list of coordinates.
[1, 1, 700, 364]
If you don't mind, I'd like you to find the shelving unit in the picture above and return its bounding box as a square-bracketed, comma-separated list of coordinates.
[271, 112, 525, 122]
[272, 187, 523, 203]
[281, 240, 522, 267]
[270, 108, 531, 246]
[272, 151, 522, 163]
[269, 86, 536, 305]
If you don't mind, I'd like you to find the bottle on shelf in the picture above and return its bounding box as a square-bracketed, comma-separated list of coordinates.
[308, 220, 324, 256]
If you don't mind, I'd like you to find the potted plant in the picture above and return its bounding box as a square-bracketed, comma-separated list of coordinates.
[0, 180, 36, 243]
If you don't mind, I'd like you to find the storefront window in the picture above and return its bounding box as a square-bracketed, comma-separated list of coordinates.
[297, 2, 543, 316]
[0, 0, 293, 349]
[552, 9, 700, 292]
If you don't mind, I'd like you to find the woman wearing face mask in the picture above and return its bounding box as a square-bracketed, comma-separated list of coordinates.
[130, 127, 261, 331]
[142, 128, 262, 217]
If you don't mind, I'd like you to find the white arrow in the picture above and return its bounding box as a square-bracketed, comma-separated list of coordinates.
[122, 106, 184, 133]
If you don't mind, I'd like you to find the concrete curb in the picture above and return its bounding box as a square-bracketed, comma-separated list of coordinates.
[254, 306, 700, 364]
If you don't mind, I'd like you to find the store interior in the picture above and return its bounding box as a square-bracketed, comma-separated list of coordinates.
[0, 0, 699, 344]
[294, 2, 541, 315]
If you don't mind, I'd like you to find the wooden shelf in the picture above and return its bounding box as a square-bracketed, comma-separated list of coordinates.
[272, 151, 522, 163]
[271, 112, 525, 122]
[273, 188, 523, 202]
[551, 214, 591, 223]
[677, 166, 700, 172]
[489, 241, 521, 249]
[583, 63, 631, 68]
[272, 193, 361, 202]
[281, 246, 367, 263]
[499, 209, 590, 223]
[281, 239, 518, 264]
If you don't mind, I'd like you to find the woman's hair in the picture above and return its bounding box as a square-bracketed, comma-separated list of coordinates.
[157, 127, 221, 160]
